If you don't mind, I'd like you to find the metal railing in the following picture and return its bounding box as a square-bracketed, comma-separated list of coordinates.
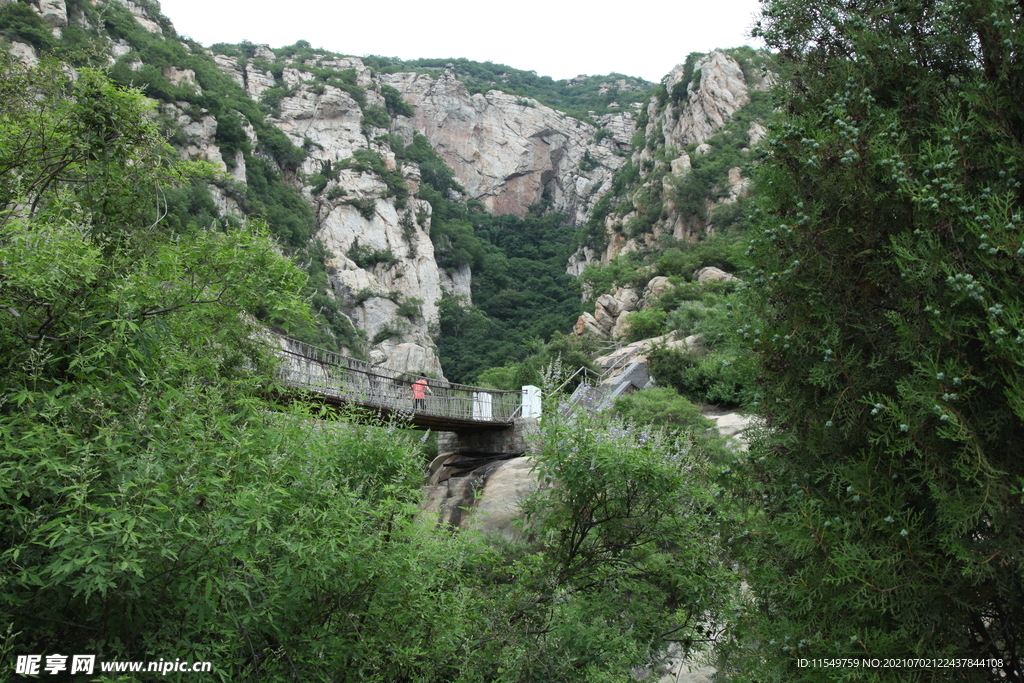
[272, 337, 522, 425]
[548, 364, 600, 396]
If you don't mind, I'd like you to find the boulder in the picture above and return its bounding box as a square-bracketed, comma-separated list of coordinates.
[574, 311, 604, 337]
[610, 312, 632, 340]
[162, 67, 195, 87]
[593, 295, 617, 334]
[253, 44, 275, 61]
[595, 287, 640, 323]
[724, 167, 752, 203]
[467, 457, 537, 538]
[383, 342, 444, 378]
[37, 0, 67, 27]
[644, 275, 673, 300]
[7, 41, 37, 67]
[421, 454, 537, 539]
[748, 120, 767, 146]
[670, 153, 692, 176]
[703, 411, 757, 452]
[694, 266, 738, 283]
[213, 54, 244, 87]
[118, 0, 162, 33]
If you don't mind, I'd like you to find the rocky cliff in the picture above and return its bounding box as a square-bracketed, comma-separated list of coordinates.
[383, 68, 634, 224]
[215, 47, 638, 373]
[568, 49, 770, 275]
[2, 0, 766, 376]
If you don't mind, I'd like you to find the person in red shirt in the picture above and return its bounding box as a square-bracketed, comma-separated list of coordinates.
[411, 377, 431, 411]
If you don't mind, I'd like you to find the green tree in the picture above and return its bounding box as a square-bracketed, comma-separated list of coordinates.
[513, 408, 735, 681]
[0, 59, 429, 681]
[0, 2, 54, 52]
[614, 387, 717, 434]
[721, 0, 1024, 679]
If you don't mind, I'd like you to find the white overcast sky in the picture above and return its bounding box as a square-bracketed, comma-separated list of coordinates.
[156, 0, 764, 83]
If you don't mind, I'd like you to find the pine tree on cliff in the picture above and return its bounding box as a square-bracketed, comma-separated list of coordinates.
[722, 0, 1024, 678]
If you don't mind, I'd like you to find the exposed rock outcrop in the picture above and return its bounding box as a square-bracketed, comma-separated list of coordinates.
[114, 0, 162, 33]
[37, 0, 67, 27]
[574, 274, 689, 341]
[421, 453, 537, 538]
[661, 51, 757, 150]
[197, 50, 645, 373]
[593, 331, 704, 373]
[7, 41, 38, 66]
[384, 70, 634, 224]
[573, 50, 769, 268]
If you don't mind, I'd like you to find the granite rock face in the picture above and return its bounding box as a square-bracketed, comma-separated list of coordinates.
[7, 40, 38, 66]
[198, 52, 641, 373]
[662, 51, 757, 151]
[16, 2, 762, 378]
[37, 0, 67, 27]
[383, 69, 634, 225]
[573, 51, 768, 269]
[421, 453, 538, 539]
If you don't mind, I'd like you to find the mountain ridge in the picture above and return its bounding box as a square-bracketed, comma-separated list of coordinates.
[1, 0, 772, 382]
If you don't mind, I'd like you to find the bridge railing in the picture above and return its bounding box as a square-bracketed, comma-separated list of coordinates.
[272, 337, 522, 424]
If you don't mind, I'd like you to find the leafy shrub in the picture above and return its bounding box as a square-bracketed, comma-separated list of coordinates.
[475, 364, 520, 390]
[214, 108, 251, 165]
[244, 156, 315, 246]
[656, 234, 747, 279]
[345, 197, 376, 219]
[339, 148, 407, 200]
[259, 85, 295, 115]
[517, 409, 735, 679]
[612, 387, 730, 459]
[347, 240, 398, 269]
[579, 253, 651, 301]
[647, 346, 751, 407]
[308, 172, 328, 195]
[663, 300, 710, 335]
[396, 297, 423, 321]
[624, 308, 667, 342]
[371, 324, 403, 345]
[361, 103, 391, 130]
[380, 83, 414, 117]
[0, 2, 55, 51]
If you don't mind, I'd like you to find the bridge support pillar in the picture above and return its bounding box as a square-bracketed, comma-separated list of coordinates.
[437, 418, 540, 456]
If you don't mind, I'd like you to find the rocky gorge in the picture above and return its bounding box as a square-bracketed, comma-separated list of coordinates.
[2, 0, 768, 377]
[1, 4, 768, 680]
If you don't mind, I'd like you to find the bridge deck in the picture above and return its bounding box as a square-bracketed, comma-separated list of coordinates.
[275, 338, 521, 432]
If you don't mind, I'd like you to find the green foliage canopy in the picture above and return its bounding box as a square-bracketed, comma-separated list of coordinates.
[720, 0, 1024, 678]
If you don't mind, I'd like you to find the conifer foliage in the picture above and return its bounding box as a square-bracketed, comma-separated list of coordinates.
[724, 0, 1024, 679]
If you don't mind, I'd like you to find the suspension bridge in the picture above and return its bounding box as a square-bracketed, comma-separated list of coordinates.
[272, 337, 540, 434]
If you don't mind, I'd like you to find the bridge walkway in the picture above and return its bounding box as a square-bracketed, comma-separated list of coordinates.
[274, 338, 524, 433]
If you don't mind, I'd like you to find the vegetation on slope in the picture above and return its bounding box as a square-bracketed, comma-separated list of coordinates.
[8, 3, 1022, 678]
[0, 0, 372, 354]
[716, 0, 1024, 677]
[0, 62, 734, 682]
[206, 41, 653, 122]
[366, 133, 586, 384]
[577, 46, 773, 253]
[365, 56, 654, 120]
